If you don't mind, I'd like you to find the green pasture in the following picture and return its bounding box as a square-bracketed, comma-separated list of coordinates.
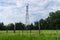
[0, 30, 60, 40]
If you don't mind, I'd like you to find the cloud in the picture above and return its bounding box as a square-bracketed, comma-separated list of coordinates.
[0, 0, 60, 25]
[0, 1, 16, 6]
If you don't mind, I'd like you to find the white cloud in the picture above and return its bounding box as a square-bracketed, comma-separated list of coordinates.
[0, 0, 60, 25]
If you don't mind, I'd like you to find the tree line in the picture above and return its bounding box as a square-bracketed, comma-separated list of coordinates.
[0, 10, 60, 30]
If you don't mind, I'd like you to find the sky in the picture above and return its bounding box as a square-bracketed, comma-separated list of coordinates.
[0, 0, 60, 25]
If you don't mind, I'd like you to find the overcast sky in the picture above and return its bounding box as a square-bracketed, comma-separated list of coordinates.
[0, 0, 60, 25]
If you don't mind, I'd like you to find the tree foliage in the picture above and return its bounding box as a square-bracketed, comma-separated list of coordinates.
[0, 10, 60, 30]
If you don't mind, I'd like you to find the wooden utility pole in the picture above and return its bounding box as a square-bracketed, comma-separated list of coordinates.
[38, 21, 40, 35]
[6, 26, 8, 33]
[14, 24, 16, 33]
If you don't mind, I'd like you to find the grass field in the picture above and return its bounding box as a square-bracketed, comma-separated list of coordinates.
[0, 30, 60, 40]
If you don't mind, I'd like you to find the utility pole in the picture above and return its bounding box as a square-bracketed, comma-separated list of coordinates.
[14, 23, 16, 33]
[38, 21, 40, 35]
[6, 26, 8, 33]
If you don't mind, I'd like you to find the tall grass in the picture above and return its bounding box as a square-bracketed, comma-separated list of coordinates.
[0, 30, 60, 40]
